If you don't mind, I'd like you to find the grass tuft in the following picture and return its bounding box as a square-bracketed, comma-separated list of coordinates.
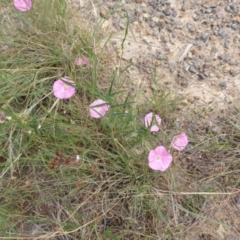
[0, 1, 240, 239]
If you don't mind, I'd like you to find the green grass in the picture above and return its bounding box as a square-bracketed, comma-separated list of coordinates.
[0, 1, 240, 239]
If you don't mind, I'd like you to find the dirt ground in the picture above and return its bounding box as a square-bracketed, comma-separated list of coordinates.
[69, 1, 240, 239]
[70, 0, 240, 112]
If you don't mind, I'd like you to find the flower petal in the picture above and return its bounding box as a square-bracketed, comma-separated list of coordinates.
[159, 154, 172, 171]
[148, 146, 172, 172]
[53, 77, 76, 99]
[171, 132, 188, 151]
[89, 99, 109, 118]
[144, 112, 154, 127]
[14, 0, 32, 12]
[144, 112, 161, 132]
[150, 125, 160, 132]
[75, 55, 88, 66]
[148, 150, 157, 162]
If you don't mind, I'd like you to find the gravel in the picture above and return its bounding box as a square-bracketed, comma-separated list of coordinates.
[68, 0, 240, 108]
[219, 81, 227, 90]
[189, 66, 198, 74]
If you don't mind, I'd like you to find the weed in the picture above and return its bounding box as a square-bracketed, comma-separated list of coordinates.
[0, 1, 240, 239]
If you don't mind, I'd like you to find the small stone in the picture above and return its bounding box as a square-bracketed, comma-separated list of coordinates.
[192, 42, 200, 48]
[231, 23, 239, 30]
[220, 29, 230, 39]
[188, 51, 193, 58]
[153, 30, 159, 36]
[178, 71, 186, 78]
[203, 63, 211, 69]
[211, 46, 218, 55]
[152, 16, 159, 23]
[189, 65, 198, 73]
[219, 82, 227, 90]
[225, 5, 231, 13]
[162, 61, 169, 68]
[121, 5, 128, 12]
[187, 23, 195, 32]
[141, 3, 147, 8]
[192, 14, 199, 21]
[229, 60, 236, 66]
[195, 32, 201, 41]
[203, 71, 209, 77]
[165, 0, 171, 5]
[160, 36, 167, 42]
[224, 41, 230, 49]
[158, 20, 164, 29]
[219, 55, 232, 63]
[156, 52, 166, 60]
[232, 5, 239, 13]
[205, 8, 212, 13]
[135, 0, 142, 3]
[233, 16, 240, 23]
[213, 29, 219, 36]
[192, 58, 200, 68]
[218, 54, 225, 60]
[142, 13, 149, 21]
[129, 14, 137, 23]
[183, 62, 189, 70]
[149, 21, 156, 28]
[226, 235, 239, 240]
[100, 6, 110, 19]
[159, 12, 165, 18]
[195, 10, 202, 16]
[134, 8, 142, 16]
[143, 8, 148, 14]
[172, 10, 178, 17]
[175, 20, 183, 29]
[142, 36, 151, 44]
[187, 97, 194, 104]
[171, 31, 177, 38]
[209, 18, 215, 23]
[222, 66, 230, 73]
[181, 80, 188, 88]
[218, 28, 223, 36]
[119, 22, 126, 30]
[201, 33, 209, 41]
[212, 8, 217, 14]
[229, 70, 239, 77]
[209, 73, 216, 77]
[163, 8, 171, 16]
[197, 74, 205, 81]
[166, 26, 173, 32]
[181, 5, 186, 11]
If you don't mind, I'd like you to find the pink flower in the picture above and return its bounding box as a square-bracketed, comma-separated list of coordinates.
[75, 55, 88, 66]
[2, 45, 9, 51]
[148, 146, 172, 171]
[53, 76, 76, 99]
[144, 112, 161, 132]
[73, 155, 80, 164]
[14, 0, 32, 12]
[0, 112, 6, 123]
[89, 99, 109, 118]
[171, 132, 188, 151]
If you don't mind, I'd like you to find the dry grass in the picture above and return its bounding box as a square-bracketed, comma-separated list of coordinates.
[0, 1, 240, 240]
